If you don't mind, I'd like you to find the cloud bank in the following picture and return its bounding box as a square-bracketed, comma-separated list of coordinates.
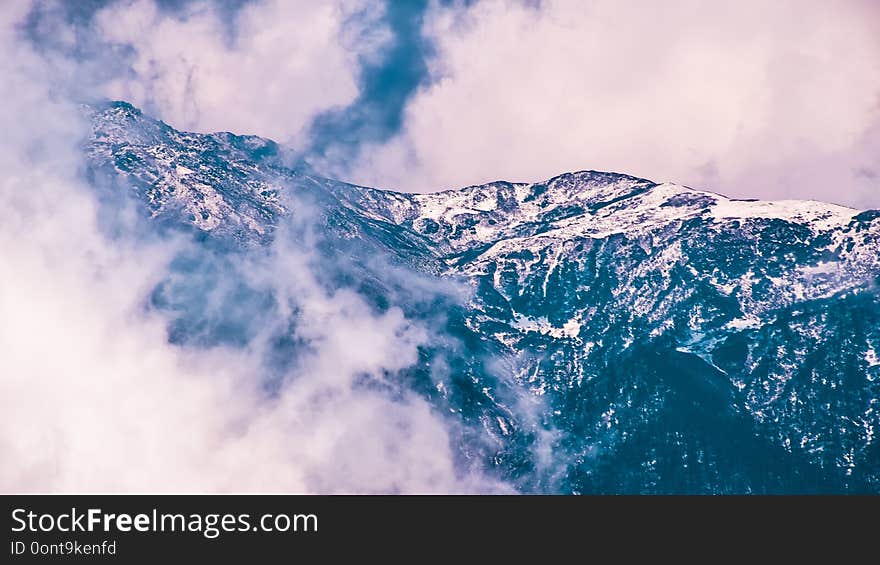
[353, 0, 880, 208]
[24, 0, 878, 207]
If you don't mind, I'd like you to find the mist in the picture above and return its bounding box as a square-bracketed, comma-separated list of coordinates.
[0, 0, 507, 492]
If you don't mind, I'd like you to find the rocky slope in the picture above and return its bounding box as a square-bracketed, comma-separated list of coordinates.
[84, 101, 880, 492]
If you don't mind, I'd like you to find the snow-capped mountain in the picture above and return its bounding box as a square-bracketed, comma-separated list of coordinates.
[85, 101, 880, 493]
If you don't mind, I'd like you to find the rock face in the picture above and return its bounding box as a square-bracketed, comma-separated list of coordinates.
[86, 100, 880, 493]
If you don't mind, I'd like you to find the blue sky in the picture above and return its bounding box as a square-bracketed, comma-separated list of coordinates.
[16, 0, 880, 207]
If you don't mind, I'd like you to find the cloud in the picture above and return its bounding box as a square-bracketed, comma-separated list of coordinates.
[23, 0, 878, 207]
[0, 1, 504, 492]
[352, 0, 880, 208]
[88, 0, 366, 144]
[23, 0, 445, 173]
[75, 0, 443, 177]
[0, 208, 492, 492]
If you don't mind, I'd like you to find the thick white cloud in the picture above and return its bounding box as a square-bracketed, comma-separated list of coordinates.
[0, 208, 487, 492]
[93, 0, 372, 144]
[354, 0, 880, 208]
[0, 0, 502, 493]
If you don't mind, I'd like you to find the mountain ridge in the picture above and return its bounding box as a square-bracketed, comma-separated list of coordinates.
[83, 100, 880, 493]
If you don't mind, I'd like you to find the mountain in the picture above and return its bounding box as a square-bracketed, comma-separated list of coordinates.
[84, 101, 880, 493]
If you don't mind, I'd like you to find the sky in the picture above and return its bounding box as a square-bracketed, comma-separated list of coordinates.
[17, 0, 880, 208]
[1, 0, 878, 493]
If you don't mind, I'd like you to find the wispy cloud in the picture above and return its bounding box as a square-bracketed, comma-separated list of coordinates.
[0, 0, 506, 492]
